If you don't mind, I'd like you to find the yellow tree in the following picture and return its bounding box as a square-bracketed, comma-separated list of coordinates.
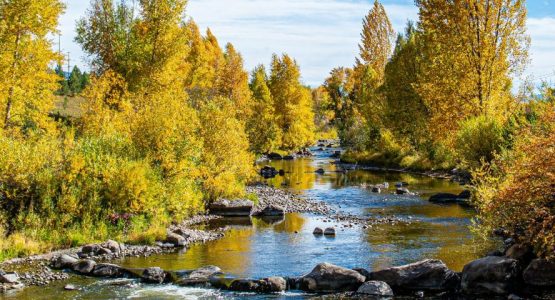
[247, 65, 281, 153]
[0, 0, 65, 132]
[416, 0, 529, 140]
[349, 0, 394, 149]
[269, 54, 315, 150]
[216, 43, 253, 118]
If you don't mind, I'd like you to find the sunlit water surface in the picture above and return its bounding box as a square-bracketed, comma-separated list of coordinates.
[3, 147, 496, 299]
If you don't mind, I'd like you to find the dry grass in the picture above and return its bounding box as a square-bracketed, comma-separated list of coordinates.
[53, 95, 86, 118]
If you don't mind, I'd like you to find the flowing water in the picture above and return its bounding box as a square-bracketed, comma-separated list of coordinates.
[3, 147, 496, 299]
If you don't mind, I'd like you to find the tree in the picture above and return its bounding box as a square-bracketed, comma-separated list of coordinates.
[247, 65, 281, 153]
[217, 43, 253, 118]
[269, 54, 315, 150]
[415, 0, 529, 140]
[382, 22, 428, 147]
[0, 0, 65, 131]
[356, 0, 395, 81]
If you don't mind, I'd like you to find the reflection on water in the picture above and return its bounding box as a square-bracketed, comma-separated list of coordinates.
[2, 147, 497, 299]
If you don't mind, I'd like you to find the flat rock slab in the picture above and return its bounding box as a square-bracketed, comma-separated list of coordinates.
[209, 199, 254, 217]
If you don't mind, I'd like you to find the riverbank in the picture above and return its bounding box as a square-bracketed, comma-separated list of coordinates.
[0, 184, 335, 294]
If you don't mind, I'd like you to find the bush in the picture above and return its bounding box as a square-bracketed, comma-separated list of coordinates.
[474, 104, 555, 259]
[455, 115, 506, 169]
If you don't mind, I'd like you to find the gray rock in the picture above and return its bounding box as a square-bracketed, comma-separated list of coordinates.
[142, 267, 166, 284]
[252, 205, 285, 217]
[313, 227, 324, 235]
[81, 244, 100, 254]
[92, 263, 124, 277]
[0, 272, 20, 284]
[461, 256, 519, 295]
[371, 187, 381, 193]
[97, 247, 112, 256]
[369, 259, 459, 292]
[315, 168, 325, 174]
[101, 240, 124, 253]
[73, 260, 97, 275]
[51, 254, 79, 269]
[264, 276, 287, 292]
[357, 281, 394, 296]
[324, 228, 336, 236]
[229, 279, 263, 292]
[166, 232, 187, 247]
[64, 284, 79, 291]
[300, 262, 365, 292]
[175, 266, 222, 285]
[523, 259, 555, 287]
[209, 199, 254, 217]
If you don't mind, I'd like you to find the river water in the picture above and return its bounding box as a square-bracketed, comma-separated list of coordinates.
[3, 147, 495, 299]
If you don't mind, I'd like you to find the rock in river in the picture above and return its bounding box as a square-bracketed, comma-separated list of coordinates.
[461, 256, 519, 295]
[313, 227, 324, 235]
[51, 254, 79, 269]
[72, 260, 97, 275]
[92, 263, 125, 277]
[367, 259, 459, 292]
[523, 259, 555, 287]
[324, 228, 336, 236]
[209, 199, 254, 217]
[251, 205, 285, 217]
[357, 281, 394, 297]
[0, 272, 20, 284]
[166, 232, 186, 247]
[142, 267, 166, 284]
[300, 262, 365, 292]
[174, 266, 222, 286]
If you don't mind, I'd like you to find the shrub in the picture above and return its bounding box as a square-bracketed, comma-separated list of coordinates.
[455, 115, 506, 169]
[474, 104, 555, 259]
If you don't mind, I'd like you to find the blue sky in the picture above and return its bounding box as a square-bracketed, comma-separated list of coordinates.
[59, 0, 555, 87]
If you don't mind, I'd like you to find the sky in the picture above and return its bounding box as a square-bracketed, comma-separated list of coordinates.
[59, 0, 555, 88]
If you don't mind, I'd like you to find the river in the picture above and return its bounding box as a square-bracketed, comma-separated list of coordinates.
[3, 146, 495, 299]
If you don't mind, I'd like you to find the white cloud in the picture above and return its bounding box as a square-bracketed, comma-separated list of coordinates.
[521, 17, 555, 85]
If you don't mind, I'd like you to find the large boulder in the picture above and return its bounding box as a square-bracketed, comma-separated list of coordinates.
[166, 232, 186, 247]
[300, 262, 365, 292]
[428, 193, 467, 204]
[461, 256, 520, 295]
[101, 240, 125, 254]
[368, 259, 459, 292]
[73, 259, 97, 275]
[92, 263, 125, 277]
[228, 277, 287, 293]
[209, 199, 254, 217]
[252, 205, 285, 217]
[523, 259, 555, 287]
[174, 266, 222, 286]
[142, 267, 166, 284]
[356, 281, 394, 297]
[50, 254, 79, 269]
